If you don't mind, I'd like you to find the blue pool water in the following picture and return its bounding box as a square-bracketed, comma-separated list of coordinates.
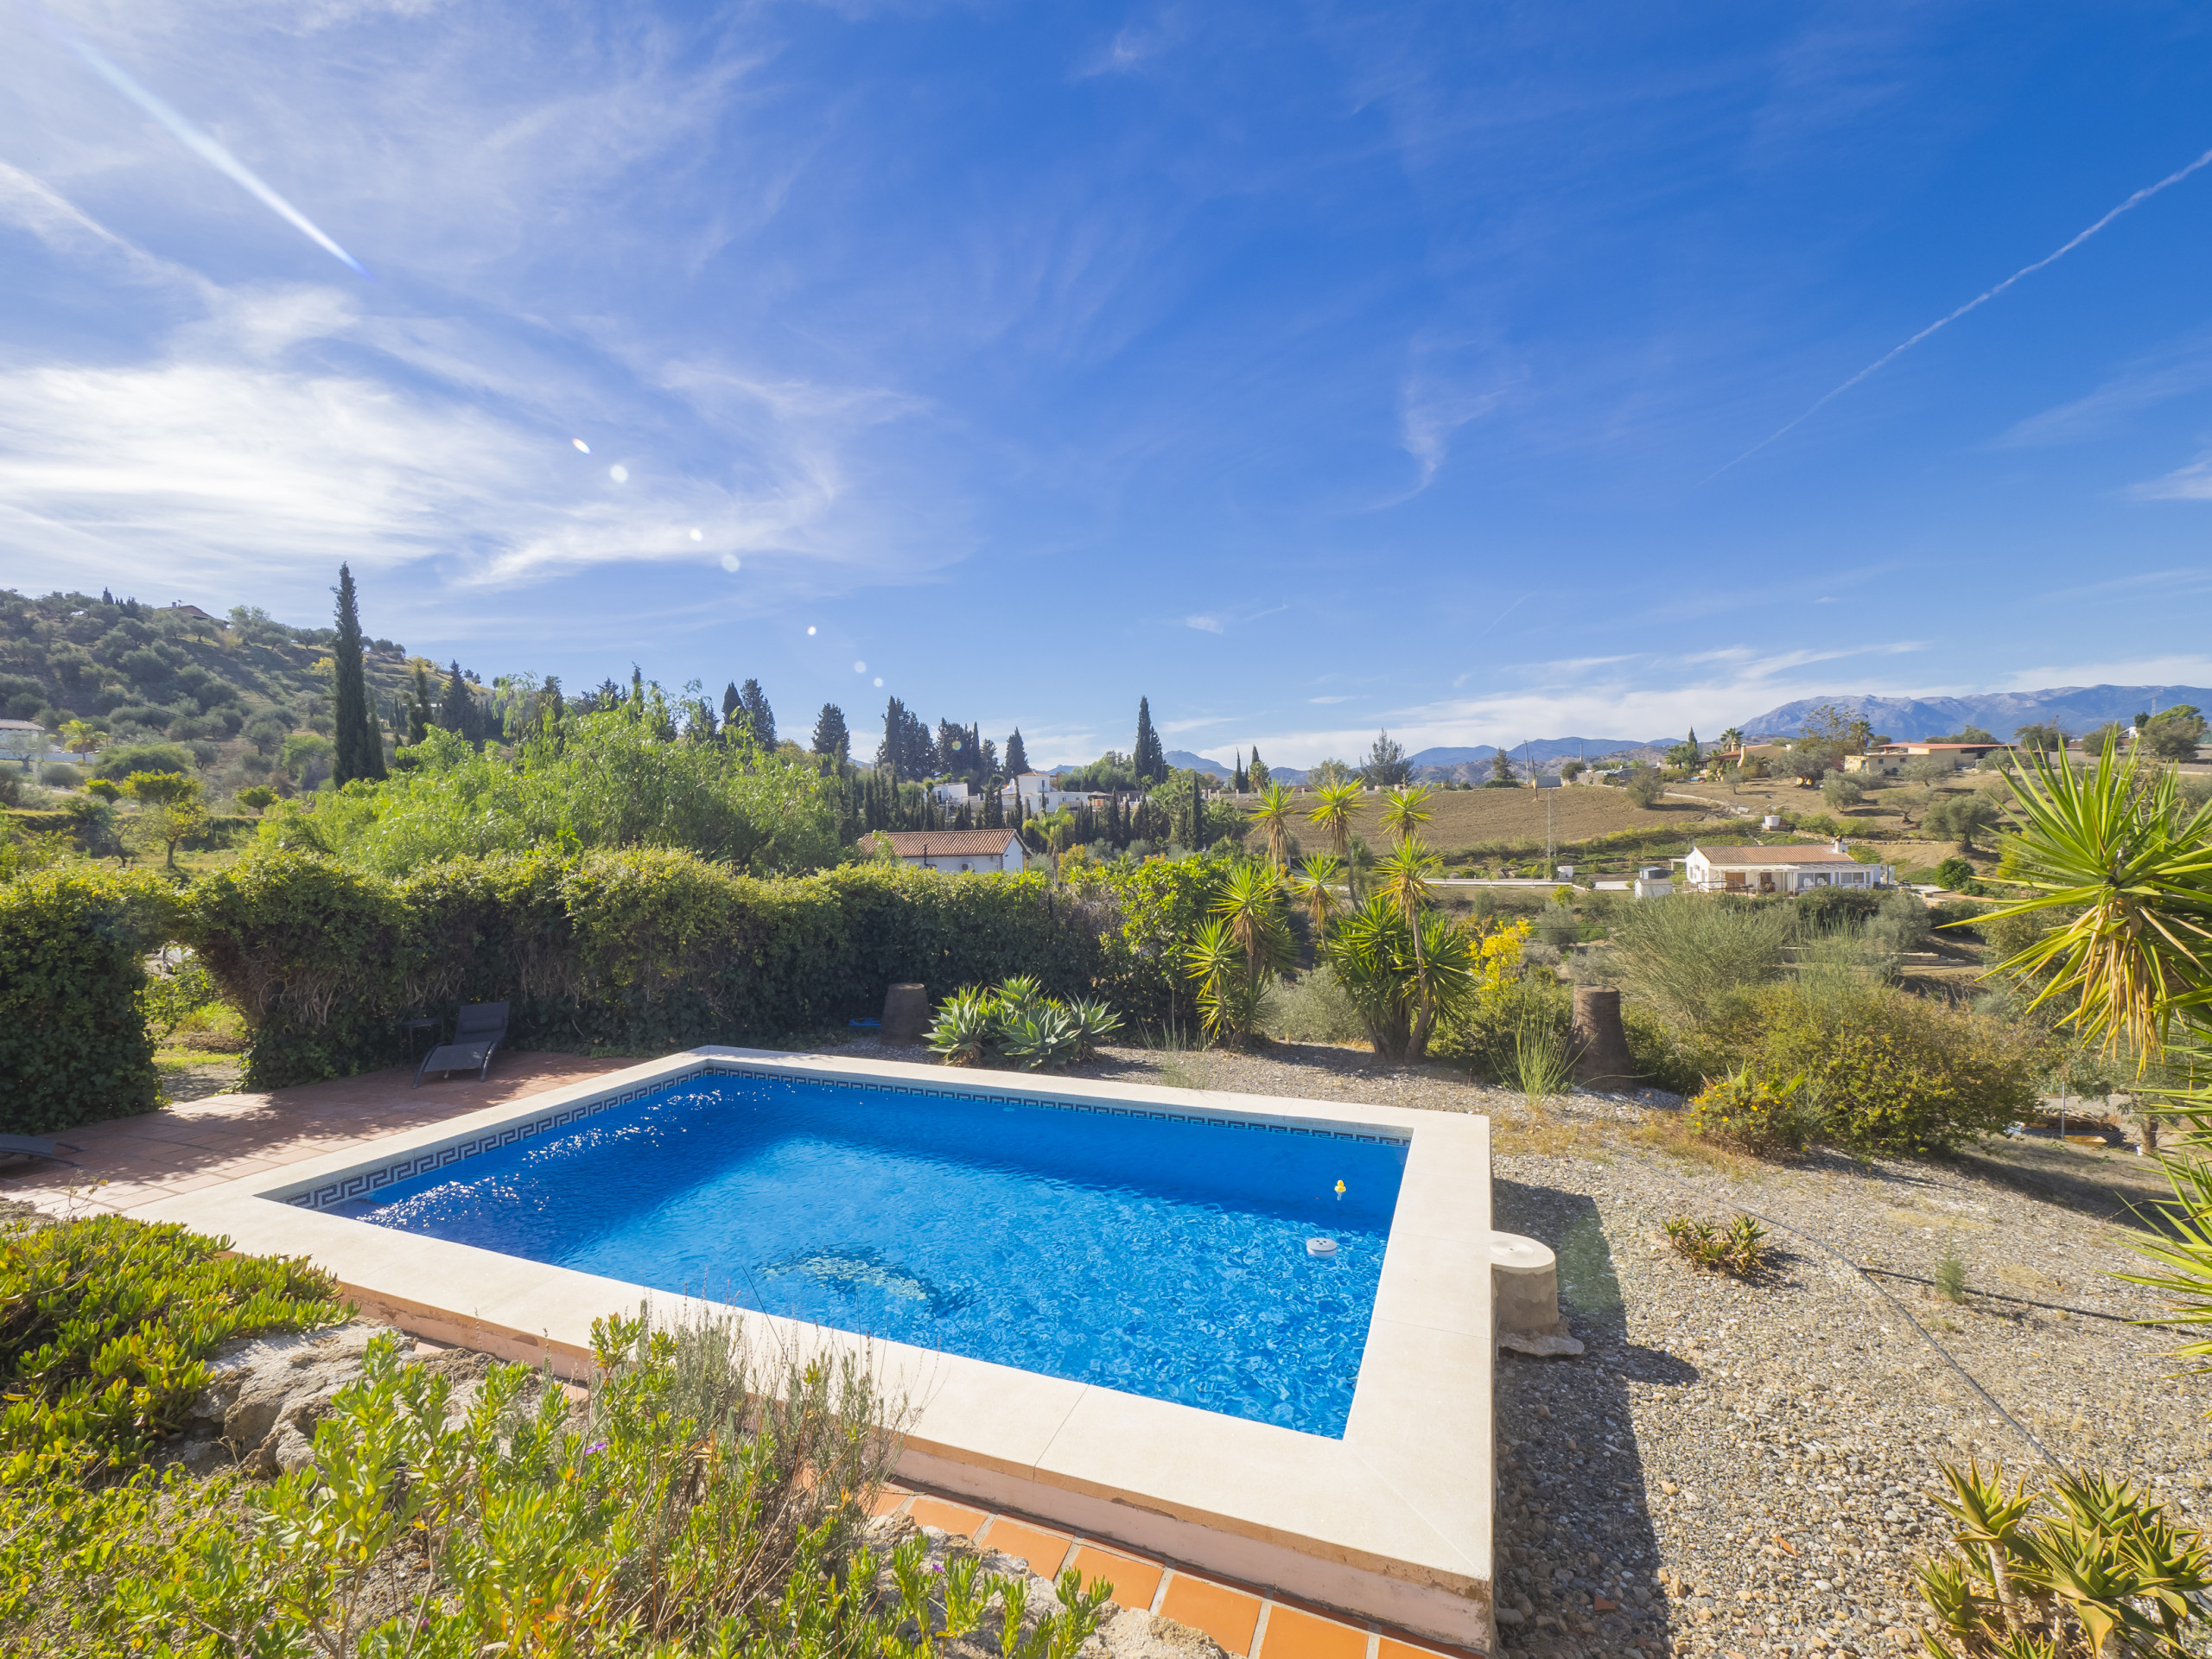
[341, 1072, 1408, 1436]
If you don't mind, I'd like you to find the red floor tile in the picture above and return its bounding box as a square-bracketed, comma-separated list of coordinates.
[1160, 1575, 1264, 1656]
[908, 1495, 988, 1537]
[1067, 1545, 1165, 1611]
[1258, 1606, 1369, 1659]
[977, 1517, 1074, 1577]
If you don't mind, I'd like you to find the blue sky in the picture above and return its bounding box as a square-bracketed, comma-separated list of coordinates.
[3, 2, 2210, 766]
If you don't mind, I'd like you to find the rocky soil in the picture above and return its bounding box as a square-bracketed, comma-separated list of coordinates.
[940, 1035, 2209, 1659]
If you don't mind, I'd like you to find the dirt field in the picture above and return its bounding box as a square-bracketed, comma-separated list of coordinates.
[1280, 785, 1713, 862]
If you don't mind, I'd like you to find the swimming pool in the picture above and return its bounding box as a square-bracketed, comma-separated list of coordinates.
[339, 1072, 1408, 1437]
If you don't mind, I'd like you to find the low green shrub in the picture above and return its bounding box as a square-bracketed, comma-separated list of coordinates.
[1686, 1066, 1818, 1154]
[1621, 1001, 1702, 1095]
[1432, 976, 1569, 1084]
[925, 977, 1121, 1071]
[0, 1213, 347, 1480]
[1681, 983, 2040, 1156]
[1268, 965, 1367, 1046]
[1662, 1213, 1770, 1276]
[0, 868, 176, 1134]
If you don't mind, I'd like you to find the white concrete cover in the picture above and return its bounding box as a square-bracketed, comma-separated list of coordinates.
[138, 1049, 1494, 1649]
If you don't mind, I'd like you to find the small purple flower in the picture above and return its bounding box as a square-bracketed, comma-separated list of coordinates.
[583, 1440, 608, 1458]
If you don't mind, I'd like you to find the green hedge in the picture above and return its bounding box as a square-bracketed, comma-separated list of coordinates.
[184, 850, 1114, 1088]
[0, 869, 175, 1133]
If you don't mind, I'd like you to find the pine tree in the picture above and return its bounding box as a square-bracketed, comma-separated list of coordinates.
[1005, 728, 1030, 778]
[1134, 698, 1164, 784]
[741, 680, 775, 747]
[330, 564, 385, 784]
[631, 665, 645, 711]
[812, 703, 849, 763]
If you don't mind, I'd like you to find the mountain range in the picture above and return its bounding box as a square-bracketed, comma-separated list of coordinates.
[1738, 685, 2211, 742]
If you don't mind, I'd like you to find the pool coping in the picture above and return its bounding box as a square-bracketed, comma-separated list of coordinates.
[135, 1048, 1493, 1650]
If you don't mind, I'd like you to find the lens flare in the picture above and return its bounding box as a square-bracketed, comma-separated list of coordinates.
[852, 659, 867, 673]
[608, 464, 628, 483]
[689, 528, 702, 542]
[873, 677, 883, 688]
[807, 626, 817, 636]
[721, 554, 741, 573]
[572, 438, 591, 454]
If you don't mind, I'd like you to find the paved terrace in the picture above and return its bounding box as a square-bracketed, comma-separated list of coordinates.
[1, 1056, 1488, 1659]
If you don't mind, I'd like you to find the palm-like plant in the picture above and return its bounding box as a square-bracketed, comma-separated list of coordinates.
[1182, 862, 1294, 1046]
[1248, 783, 1299, 871]
[1377, 785, 1433, 845]
[1321, 897, 1478, 1063]
[1289, 854, 1345, 930]
[1980, 739, 2212, 1061]
[1307, 783, 1363, 898]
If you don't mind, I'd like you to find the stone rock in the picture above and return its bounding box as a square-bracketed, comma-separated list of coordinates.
[1089, 1608, 1226, 1659]
[1500, 1331, 1584, 1357]
[181, 1321, 415, 1477]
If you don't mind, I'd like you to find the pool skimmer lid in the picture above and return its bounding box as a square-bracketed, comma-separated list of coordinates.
[1306, 1236, 1338, 1257]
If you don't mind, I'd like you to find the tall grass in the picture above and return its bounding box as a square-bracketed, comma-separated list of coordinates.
[1611, 896, 1791, 1027]
[1512, 1017, 1573, 1109]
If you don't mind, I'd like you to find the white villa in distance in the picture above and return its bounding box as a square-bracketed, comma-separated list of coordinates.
[1682, 840, 1893, 895]
[863, 829, 1028, 875]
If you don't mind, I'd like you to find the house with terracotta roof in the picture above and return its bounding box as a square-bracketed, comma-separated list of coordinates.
[1682, 840, 1893, 895]
[1844, 741, 2002, 776]
[862, 829, 1027, 874]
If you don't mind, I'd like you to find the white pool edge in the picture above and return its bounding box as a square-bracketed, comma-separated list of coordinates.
[136, 1048, 1494, 1650]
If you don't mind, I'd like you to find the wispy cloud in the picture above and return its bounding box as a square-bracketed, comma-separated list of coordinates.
[1185, 613, 1223, 633]
[2133, 449, 2212, 501]
[1307, 694, 1351, 704]
[1993, 334, 2212, 449]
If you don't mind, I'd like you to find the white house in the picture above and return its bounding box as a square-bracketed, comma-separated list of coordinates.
[1844, 741, 2004, 776]
[0, 718, 44, 767]
[863, 829, 1027, 874]
[1682, 840, 1893, 895]
[1001, 772, 1098, 813]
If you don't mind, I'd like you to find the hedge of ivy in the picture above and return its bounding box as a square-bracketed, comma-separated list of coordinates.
[0, 868, 175, 1133]
[181, 850, 1127, 1088]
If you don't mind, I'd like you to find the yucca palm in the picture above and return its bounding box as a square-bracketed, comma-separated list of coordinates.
[1212, 861, 1291, 981]
[1308, 783, 1363, 898]
[1322, 896, 1478, 1063]
[1248, 782, 1299, 871]
[1181, 861, 1293, 1046]
[1377, 785, 1433, 845]
[1289, 854, 1345, 930]
[1980, 739, 2212, 1062]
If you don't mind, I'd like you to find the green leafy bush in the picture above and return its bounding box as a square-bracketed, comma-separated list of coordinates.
[107, 1315, 1113, 1659]
[1, 1213, 346, 1479]
[0, 868, 176, 1134]
[1686, 1066, 1818, 1154]
[1611, 896, 1791, 1027]
[186, 850, 1112, 1088]
[92, 741, 196, 783]
[1621, 1000, 1701, 1095]
[1433, 975, 1568, 1083]
[1687, 983, 2039, 1155]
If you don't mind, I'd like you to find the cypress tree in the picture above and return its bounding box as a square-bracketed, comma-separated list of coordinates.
[1005, 728, 1029, 777]
[812, 702, 849, 763]
[1135, 697, 1164, 784]
[330, 564, 385, 784]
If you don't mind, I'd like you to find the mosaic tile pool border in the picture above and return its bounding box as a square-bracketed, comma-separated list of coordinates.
[277, 1059, 1409, 1212]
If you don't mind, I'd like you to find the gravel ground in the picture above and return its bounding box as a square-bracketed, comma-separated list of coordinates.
[849, 1033, 2212, 1659]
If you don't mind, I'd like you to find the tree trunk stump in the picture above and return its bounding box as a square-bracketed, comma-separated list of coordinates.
[880, 982, 930, 1045]
[1569, 987, 1634, 1090]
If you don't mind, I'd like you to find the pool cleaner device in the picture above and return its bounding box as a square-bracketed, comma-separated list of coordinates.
[1306, 1236, 1338, 1258]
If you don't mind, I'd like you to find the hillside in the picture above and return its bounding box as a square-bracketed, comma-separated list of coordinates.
[0, 588, 430, 798]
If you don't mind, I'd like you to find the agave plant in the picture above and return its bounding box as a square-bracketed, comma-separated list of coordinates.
[1068, 999, 1123, 1059]
[995, 975, 1047, 1021]
[998, 1001, 1082, 1070]
[925, 988, 996, 1066]
[1918, 1459, 2211, 1658]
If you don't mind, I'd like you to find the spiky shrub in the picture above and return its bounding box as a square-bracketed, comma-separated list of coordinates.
[1510, 1016, 1573, 1109]
[1917, 1459, 2211, 1658]
[1068, 999, 1123, 1058]
[1662, 1214, 1769, 1277]
[1611, 896, 1792, 1029]
[925, 988, 995, 1066]
[999, 1002, 1084, 1070]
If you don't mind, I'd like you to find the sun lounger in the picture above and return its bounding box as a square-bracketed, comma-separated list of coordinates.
[411, 1001, 511, 1088]
[0, 1135, 81, 1167]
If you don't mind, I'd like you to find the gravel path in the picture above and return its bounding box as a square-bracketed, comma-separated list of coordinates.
[847, 1034, 2212, 1659]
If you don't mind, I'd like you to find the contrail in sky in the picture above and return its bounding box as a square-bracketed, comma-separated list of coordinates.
[1712, 144, 2212, 480]
[48, 20, 370, 277]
